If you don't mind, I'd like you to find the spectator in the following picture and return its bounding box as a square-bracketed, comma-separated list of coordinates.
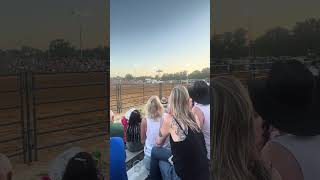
[141, 96, 169, 170]
[249, 60, 320, 180]
[126, 110, 144, 152]
[110, 110, 125, 139]
[189, 80, 210, 160]
[110, 137, 128, 180]
[0, 154, 12, 180]
[211, 76, 280, 180]
[156, 86, 209, 180]
[62, 152, 99, 180]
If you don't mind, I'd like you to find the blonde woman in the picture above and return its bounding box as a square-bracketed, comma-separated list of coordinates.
[211, 76, 281, 180]
[156, 86, 209, 180]
[141, 96, 170, 170]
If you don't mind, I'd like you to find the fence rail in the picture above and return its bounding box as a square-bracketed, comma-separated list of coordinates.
[110, 68, 270, 114]
[0, 71, 107, 164]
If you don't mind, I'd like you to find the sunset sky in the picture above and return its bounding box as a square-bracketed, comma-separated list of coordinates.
[212, 0, 320, 39]
[110, 0, 210, 77]
[0, 0, 108, 50]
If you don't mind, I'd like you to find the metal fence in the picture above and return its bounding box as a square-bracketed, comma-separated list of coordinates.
[110, 83, 185, 113]
[110, 67, 270, 114]
[0, 71, 107, 164]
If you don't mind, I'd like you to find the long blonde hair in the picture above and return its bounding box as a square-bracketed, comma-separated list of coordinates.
[211, 76, 271, 180]
[146, 96, 163, 119]
[169, 85, 200, 132]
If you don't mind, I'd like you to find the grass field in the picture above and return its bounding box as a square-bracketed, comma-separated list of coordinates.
[0, 72, 107, 179]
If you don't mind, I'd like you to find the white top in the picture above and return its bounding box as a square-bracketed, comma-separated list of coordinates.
[144, 116, 170, 157]
[272, 134, 320, 180]
[194, 103, 210, 159]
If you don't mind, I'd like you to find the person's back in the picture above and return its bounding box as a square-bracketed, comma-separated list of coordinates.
[145, 117, 161, 155]
[157, 86, 209, 180]
[194, 103, 210, 159]
[169, 116, 209, 180]
[270, 134, 320, 180]
[126, 110, 144, 152]
[189, 80, 211, 160]
[110, 137, 128, 180]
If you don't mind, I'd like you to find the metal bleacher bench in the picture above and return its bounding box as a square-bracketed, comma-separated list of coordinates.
[126, 149, 149, 180]
[126, 149, 144, 170]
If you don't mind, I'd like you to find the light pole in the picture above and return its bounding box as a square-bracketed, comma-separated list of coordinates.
[72, 10, 83, 59]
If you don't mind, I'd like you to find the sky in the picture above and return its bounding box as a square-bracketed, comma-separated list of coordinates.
[0, 0, 108, 50]
[212, 0, 320, 39]
[110, 0, 210, 77]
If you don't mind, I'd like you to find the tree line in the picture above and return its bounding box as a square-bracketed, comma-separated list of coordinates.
[212, 18, 320, 59]
[0, 39, 109, 59]
[115, 67, 210, 81]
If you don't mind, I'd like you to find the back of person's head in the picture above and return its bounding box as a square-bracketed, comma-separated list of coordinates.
[110, 110, 115, 123]
[146, 96, 163, 119]
[189, 80, 210, 105]
[0, 154, 12, 180]
[62, 152, 99, 180]
[127, 110, 142, 143]
[169, 85, 199, 132]
[211, 76, 271, 180]
[249, 60, 319, 136]
[128, 110, 142, 126]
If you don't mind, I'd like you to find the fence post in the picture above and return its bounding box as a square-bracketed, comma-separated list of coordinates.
[19, 72, 28, 163]
[28, 72, 38, 161]
[119, 84, 122, 113]
[159, 83, 163, 99]
[20, 71, 34, 164]
[116, 84, 120, 114]
[142, 83, 145, 104]
[24, 71, 36, 162]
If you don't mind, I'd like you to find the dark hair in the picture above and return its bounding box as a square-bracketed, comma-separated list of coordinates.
[62, 152, 99, 180]
[126, 110, 142, 142]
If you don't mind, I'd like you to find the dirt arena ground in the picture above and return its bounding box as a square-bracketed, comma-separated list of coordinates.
[0, 72, 107, 180]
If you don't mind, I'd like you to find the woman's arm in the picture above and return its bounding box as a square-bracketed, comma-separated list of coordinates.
[192, 106, 204, 129]
[156, 114, 171, 146]
[140, 118, 147, 144]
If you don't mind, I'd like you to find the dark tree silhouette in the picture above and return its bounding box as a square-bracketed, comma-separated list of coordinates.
[49, 39, 76, 58]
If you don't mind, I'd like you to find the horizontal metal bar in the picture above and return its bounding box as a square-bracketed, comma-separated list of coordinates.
[121, 96, 144, 101]
[34, 82, 105, 90]
[37, 108, 107, 121]
[0, 136, 21, 144]
[36, 96, 107, 105]
[0, 105, 20, 111]
[33, 70, 107, 75]
[37, 132, 107, 150]
[0, 73, 19, 77]
[0, 89, 19, 94]
[0, 120, 20, 127]
[37, 121, 106, 135]
[8, 151, 24, 158]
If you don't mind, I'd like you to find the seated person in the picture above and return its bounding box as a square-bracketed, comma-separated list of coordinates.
[110, 110, 125, 139]
[62, 152, 100, 180]
[0, 154, 12, 180]
[126, 109, 144, 152]
[110, 137, 128, 180]
[49, 147, 100, 180]
[141, 96, 170, 170]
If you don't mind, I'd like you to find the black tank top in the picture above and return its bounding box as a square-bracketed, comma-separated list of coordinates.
[170, 117, 209, 180]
